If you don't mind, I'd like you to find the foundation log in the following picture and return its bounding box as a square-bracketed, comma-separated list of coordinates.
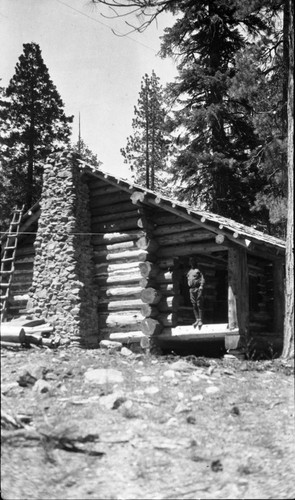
[98, 311, 143, 328]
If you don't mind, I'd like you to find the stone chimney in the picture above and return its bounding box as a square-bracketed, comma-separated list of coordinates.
[28, 151, 99, 347]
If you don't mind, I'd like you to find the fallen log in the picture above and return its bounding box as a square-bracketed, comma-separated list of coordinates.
[0, 325, 54, 347]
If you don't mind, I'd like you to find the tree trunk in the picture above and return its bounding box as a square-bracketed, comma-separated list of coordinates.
[282, 0, 294, 359]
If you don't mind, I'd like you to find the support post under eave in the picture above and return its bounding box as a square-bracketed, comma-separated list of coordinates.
[273, 258, 285, 340]
[226, 246, 249, 352]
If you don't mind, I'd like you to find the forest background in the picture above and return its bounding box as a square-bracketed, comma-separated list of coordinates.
[0, 0, 293, 356]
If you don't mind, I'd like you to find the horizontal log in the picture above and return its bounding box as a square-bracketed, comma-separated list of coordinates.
[15, 246, 35, 257]
[90, 191, 131, 209]
[155, 270, 178, 283]
[158, 283, 179, 295]
[99, 322, 143, 335]
[89, 182, 122, 194]
[153, 213, 185, 226]
[141, 318, 163, 336]
[13, 269, 33, 276]
[95, 261, 140, 275]
[92, 231, 144, 246]
[156, 324, 235, 341]
[158, 242, 227, 258]
[140, 303, 159, 318]
[139, 262, 159, 279]
[97, 285, 142, 299]
[158, 296, 180, 312]
[130, 191, 146, 205]
[94, 248, 152, 264]
[95, 271, 141, 285]
[136, 236, 159, 253]
[98, 299, 143, 312]
[158, 313, 177, 327]
[92, 210, 139, 225]
[140, 287, 162, 305]
[157, 258, 177, 269]
[98, 311, 144, 328]
[154, 222, 197, 237]
[157, 230, 213, 246]
[11, 256, 34, 265]
[91, 201, 138, 217]
[92, 217, 140, 233]
[95, 263, 139, 277]
[139, 277, 156, 288]
[108, 331, 146, 343]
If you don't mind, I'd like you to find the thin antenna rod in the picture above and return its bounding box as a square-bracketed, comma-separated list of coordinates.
[78, 112, 81, 153]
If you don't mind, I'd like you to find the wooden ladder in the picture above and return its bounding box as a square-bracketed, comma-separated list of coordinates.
[0, 206, 25, 322]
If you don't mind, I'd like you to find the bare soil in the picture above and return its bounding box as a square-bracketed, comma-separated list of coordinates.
[1, 343, 294, 500]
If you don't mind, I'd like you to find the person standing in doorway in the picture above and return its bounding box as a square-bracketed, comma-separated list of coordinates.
[187, 257, 205, 328]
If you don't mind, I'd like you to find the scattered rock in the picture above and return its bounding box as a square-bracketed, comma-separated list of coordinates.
[120, 347, 133, 357]
[205, 386, 220, 394]
[192, 394, 204, 402]
[1, 382, 19, 394]
[99, 340, 122, 352]
[84, 368, 124, 385]
[139, 376, 153, 383]
[230, 405, 240, 416]
[169, 360, 195, 372]
[186, 415, 196, 425]
[163, 369, 176, 378]
[17, 370, 37, 387]
[174, 402, 192, 414]
[99, 393, 126, 410]
[144, 386, 159, 395]
[211, 459, 223, 472]
[33, 379, 51, 394]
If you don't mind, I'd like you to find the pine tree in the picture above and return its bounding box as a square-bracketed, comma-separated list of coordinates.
[0, 42, 73, 222]
[230, 33, 288, 237]
[121, 71, 170, 191]
[159, 1, 273, 224]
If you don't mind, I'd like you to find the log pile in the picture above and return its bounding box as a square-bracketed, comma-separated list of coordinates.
[0, 317, 58, 348]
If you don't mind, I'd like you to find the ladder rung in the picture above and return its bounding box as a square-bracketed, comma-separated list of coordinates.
[2, 257, 14, 262]
[0, 283, 10, 287]
[4, 245, 17, 250]
[1, 270, 14, 274]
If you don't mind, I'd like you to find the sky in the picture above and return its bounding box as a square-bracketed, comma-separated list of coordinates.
[0, 0, 177, 179]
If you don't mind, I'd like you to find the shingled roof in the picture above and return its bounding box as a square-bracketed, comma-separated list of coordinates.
[80, 162, 286, 258]
[2, 162, 285, 258]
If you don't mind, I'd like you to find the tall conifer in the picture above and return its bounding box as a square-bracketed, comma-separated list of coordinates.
[0, 42, 73, 221]
[121, 71, 170, 190]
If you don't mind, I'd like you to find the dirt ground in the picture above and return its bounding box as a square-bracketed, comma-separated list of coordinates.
[1, 342, 294, 500]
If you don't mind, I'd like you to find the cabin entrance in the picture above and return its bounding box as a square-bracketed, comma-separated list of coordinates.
[175, 255, 228, 326]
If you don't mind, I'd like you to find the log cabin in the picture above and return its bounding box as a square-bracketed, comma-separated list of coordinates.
[0, 151, 286, 357]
